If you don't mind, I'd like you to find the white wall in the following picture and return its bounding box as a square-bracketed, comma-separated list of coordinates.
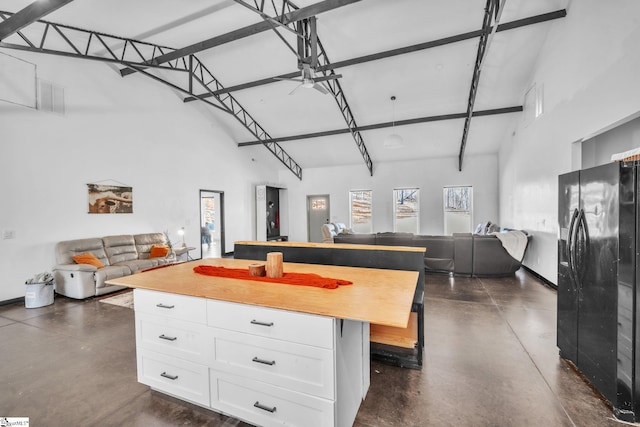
[498, 0, 640, 284]
[0, 53, 277, 302]
[581, 115, 640, 169]
[279, 154, 498, 241]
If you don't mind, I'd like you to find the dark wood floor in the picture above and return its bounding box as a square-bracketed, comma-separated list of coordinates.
[0, 270, 621, 426]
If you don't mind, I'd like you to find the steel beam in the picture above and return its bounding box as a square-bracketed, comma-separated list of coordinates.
[0, 11, 192, 72]
[237, 106, 522, 146]
[187, 55, 303, 179]
[120, 0, 362, 77]
[315, 37, 373, 175]
[231, 0, 301, 38]
[0, 0, 74, 41]
[458, 0, 505, 171]
[128, 65, 229, 114]
[184, 9, 567, 101]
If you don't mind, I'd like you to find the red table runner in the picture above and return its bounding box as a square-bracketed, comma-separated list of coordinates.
[193, 265, 352, 289]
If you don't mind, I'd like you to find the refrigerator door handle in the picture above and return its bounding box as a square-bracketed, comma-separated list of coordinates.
[576, 208, 590, 283]
[567, 208, 580, 286]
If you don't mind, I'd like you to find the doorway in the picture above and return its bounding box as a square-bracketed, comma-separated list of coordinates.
[200, 190, 225, 258]
[307, 194, 330, 242]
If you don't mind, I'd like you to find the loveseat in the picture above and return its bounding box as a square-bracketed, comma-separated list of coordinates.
[333, 231, 530, 277]
[53, 233, 175, 299]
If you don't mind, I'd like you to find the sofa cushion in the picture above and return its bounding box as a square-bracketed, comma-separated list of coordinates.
[149, 245, 170, 258]
[453, 233, 473, 275]
[413, 235, 453, 253]
[103, 235, 139, 264]
[134, 233, 170, 260]
[376, 232, 414, 247]
[334, 233, 377, 245]
[112, 259, 156, 273]
[55, 238, 110, 266]
[72, 252, 105, 268]
[472, 235, 521, 276]
[412, 235, 454, 273]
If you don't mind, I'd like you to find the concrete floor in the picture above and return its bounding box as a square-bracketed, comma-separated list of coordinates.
[0, 270, 627, 426]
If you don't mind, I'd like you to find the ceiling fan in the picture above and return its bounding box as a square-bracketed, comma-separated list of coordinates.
[271, 16, 342, 95]
[275, 63, 342, 95]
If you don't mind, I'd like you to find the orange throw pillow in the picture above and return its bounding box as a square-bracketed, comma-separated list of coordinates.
[149, 245, 170, 258]
[72, 252, 104, 268]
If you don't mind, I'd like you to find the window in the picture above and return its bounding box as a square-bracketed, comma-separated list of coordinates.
[524, 83, 544, 126]
[349, 190, 373, 233]
[311, 199, 326, 210]
[443, 186, 473, 234]
[393, 188, 419, 233]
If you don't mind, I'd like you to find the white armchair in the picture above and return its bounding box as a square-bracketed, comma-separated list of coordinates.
[321, 223, 352, 243]
[334, 223, 349, 234]
[321, 223, 337, 243]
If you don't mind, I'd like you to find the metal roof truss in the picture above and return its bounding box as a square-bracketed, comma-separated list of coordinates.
[0, 10, 304, 180]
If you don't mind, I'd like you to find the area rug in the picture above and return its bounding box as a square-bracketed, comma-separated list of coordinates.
[99, 290, 134, 309]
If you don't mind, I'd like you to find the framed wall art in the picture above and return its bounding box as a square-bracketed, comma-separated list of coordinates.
[87, 183, 133, 214]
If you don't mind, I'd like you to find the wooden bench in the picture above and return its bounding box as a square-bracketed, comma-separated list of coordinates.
[233, 240, 426, 369]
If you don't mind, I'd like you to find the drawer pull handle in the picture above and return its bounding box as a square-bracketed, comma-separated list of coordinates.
[254, 401, 277, 413]
[250, 320, 274, 327]
[160, 372, 178, 380]
[159, 334, 177, 341]
[156, 303, 175, 309]
[252, 357, 276, 366]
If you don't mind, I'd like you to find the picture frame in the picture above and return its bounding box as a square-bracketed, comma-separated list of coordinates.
[87, 183, 133, 214]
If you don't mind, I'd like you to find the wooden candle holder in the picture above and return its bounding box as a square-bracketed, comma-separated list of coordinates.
[265, 252, 284, 278]
[248, 263, 266, 277]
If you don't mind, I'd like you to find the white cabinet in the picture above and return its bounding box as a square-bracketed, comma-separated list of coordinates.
[133, 288, 368, 427]
[210, 327, 335, 399]
[137, 348, 210, 407]
[135, 289, 207, 323]
[207, 298, 334, 348]
[134, 289, 211, 406]
[210, 370, 335, 427]
[136, 313, 214, 364]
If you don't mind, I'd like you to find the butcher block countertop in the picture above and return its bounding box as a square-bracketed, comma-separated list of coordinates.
[106, 257, 418, 328]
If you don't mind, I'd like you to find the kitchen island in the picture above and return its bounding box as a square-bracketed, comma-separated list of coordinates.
[106, 258, 418, 427]
[234, 240, 426, 368]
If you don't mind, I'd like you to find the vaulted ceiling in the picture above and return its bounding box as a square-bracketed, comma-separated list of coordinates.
[0, 0, 568, 179]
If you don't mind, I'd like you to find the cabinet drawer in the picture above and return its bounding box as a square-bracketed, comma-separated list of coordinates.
[137, 348, 209, 407]
[207, 299, 334, 349]
[134, 289, 206, 324]
[210, 370, 334, 427]
[212, 328, 335, 399]
[136, 313, 214, 364]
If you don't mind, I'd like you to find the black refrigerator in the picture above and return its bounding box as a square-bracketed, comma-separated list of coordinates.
[558, 161, 639, 421]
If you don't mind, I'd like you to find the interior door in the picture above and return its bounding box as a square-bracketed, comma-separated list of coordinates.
[307, 195, 330, 243]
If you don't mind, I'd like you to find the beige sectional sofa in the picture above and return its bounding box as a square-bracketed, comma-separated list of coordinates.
[53, 233, 175, 299]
